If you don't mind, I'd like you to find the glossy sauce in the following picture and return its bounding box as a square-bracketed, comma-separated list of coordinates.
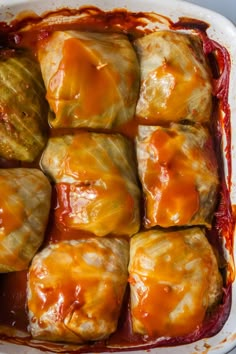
[55, 181, 136, 236]
[28, 241, 123, 340]
[60, 132, 122, 180]
[0, 6, 234, 354]
[43, 36, 119, 126]
[0, 271, 28, 331]
[143, 129, 199, 227]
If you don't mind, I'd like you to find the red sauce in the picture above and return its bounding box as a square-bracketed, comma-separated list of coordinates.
[55, 182, 136, 237]
[0, 6, 234, 354]
[0, 271, 28, 331]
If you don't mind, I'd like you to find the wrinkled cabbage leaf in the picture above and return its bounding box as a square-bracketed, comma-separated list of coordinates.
[38, 31, 140, 129]
[40, 132, 141, 237]
[128, 227, 222, 337]
[0, 168, 51, 272]
[136, 124, 219, 228]
[0, 50, 49, 162]
[28, 238, 129, 343]
[134, 31, 213, 123]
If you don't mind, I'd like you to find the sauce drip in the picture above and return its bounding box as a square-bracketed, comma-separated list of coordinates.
[143, 129, 199, 227]
[44, 36, 119, 126]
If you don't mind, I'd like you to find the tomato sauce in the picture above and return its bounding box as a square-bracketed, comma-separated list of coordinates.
[0, 6, 234, 353]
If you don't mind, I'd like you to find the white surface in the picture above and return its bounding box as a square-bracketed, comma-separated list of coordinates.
[186, 0, 236, 24]
[0, 0, 235, 354]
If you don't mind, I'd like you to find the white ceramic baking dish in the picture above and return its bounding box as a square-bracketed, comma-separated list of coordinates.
[0, 0, 235, 353]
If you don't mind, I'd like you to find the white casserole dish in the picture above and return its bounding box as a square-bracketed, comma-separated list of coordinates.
[0, 0, 235, 353]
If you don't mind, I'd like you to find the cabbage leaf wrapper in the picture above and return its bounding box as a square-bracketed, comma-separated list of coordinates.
[128, 228, 223, 337]
[40, 132, 141, 237]
[37, 31, 140, 129]
[136, 124, 219, 228]
[0, 168, 51, 272]
[27, 238, 129, 343]
[134, 30, 213, 124]
[0, 50, 49, 162]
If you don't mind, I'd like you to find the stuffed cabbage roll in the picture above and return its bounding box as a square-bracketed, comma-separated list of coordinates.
[40, 132, 140, 237]
[136, 124, 219, 228]
[134, 30, 212, 123]
[27, 238, 129, 343]
[37, 31, 139, 129]
[0, 49, 49, 162]
[128, 228, 223, 337]
[0, 168, 51, 272]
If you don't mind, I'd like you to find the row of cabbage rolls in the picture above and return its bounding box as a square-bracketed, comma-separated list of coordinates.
[0, 28, 222, 342]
